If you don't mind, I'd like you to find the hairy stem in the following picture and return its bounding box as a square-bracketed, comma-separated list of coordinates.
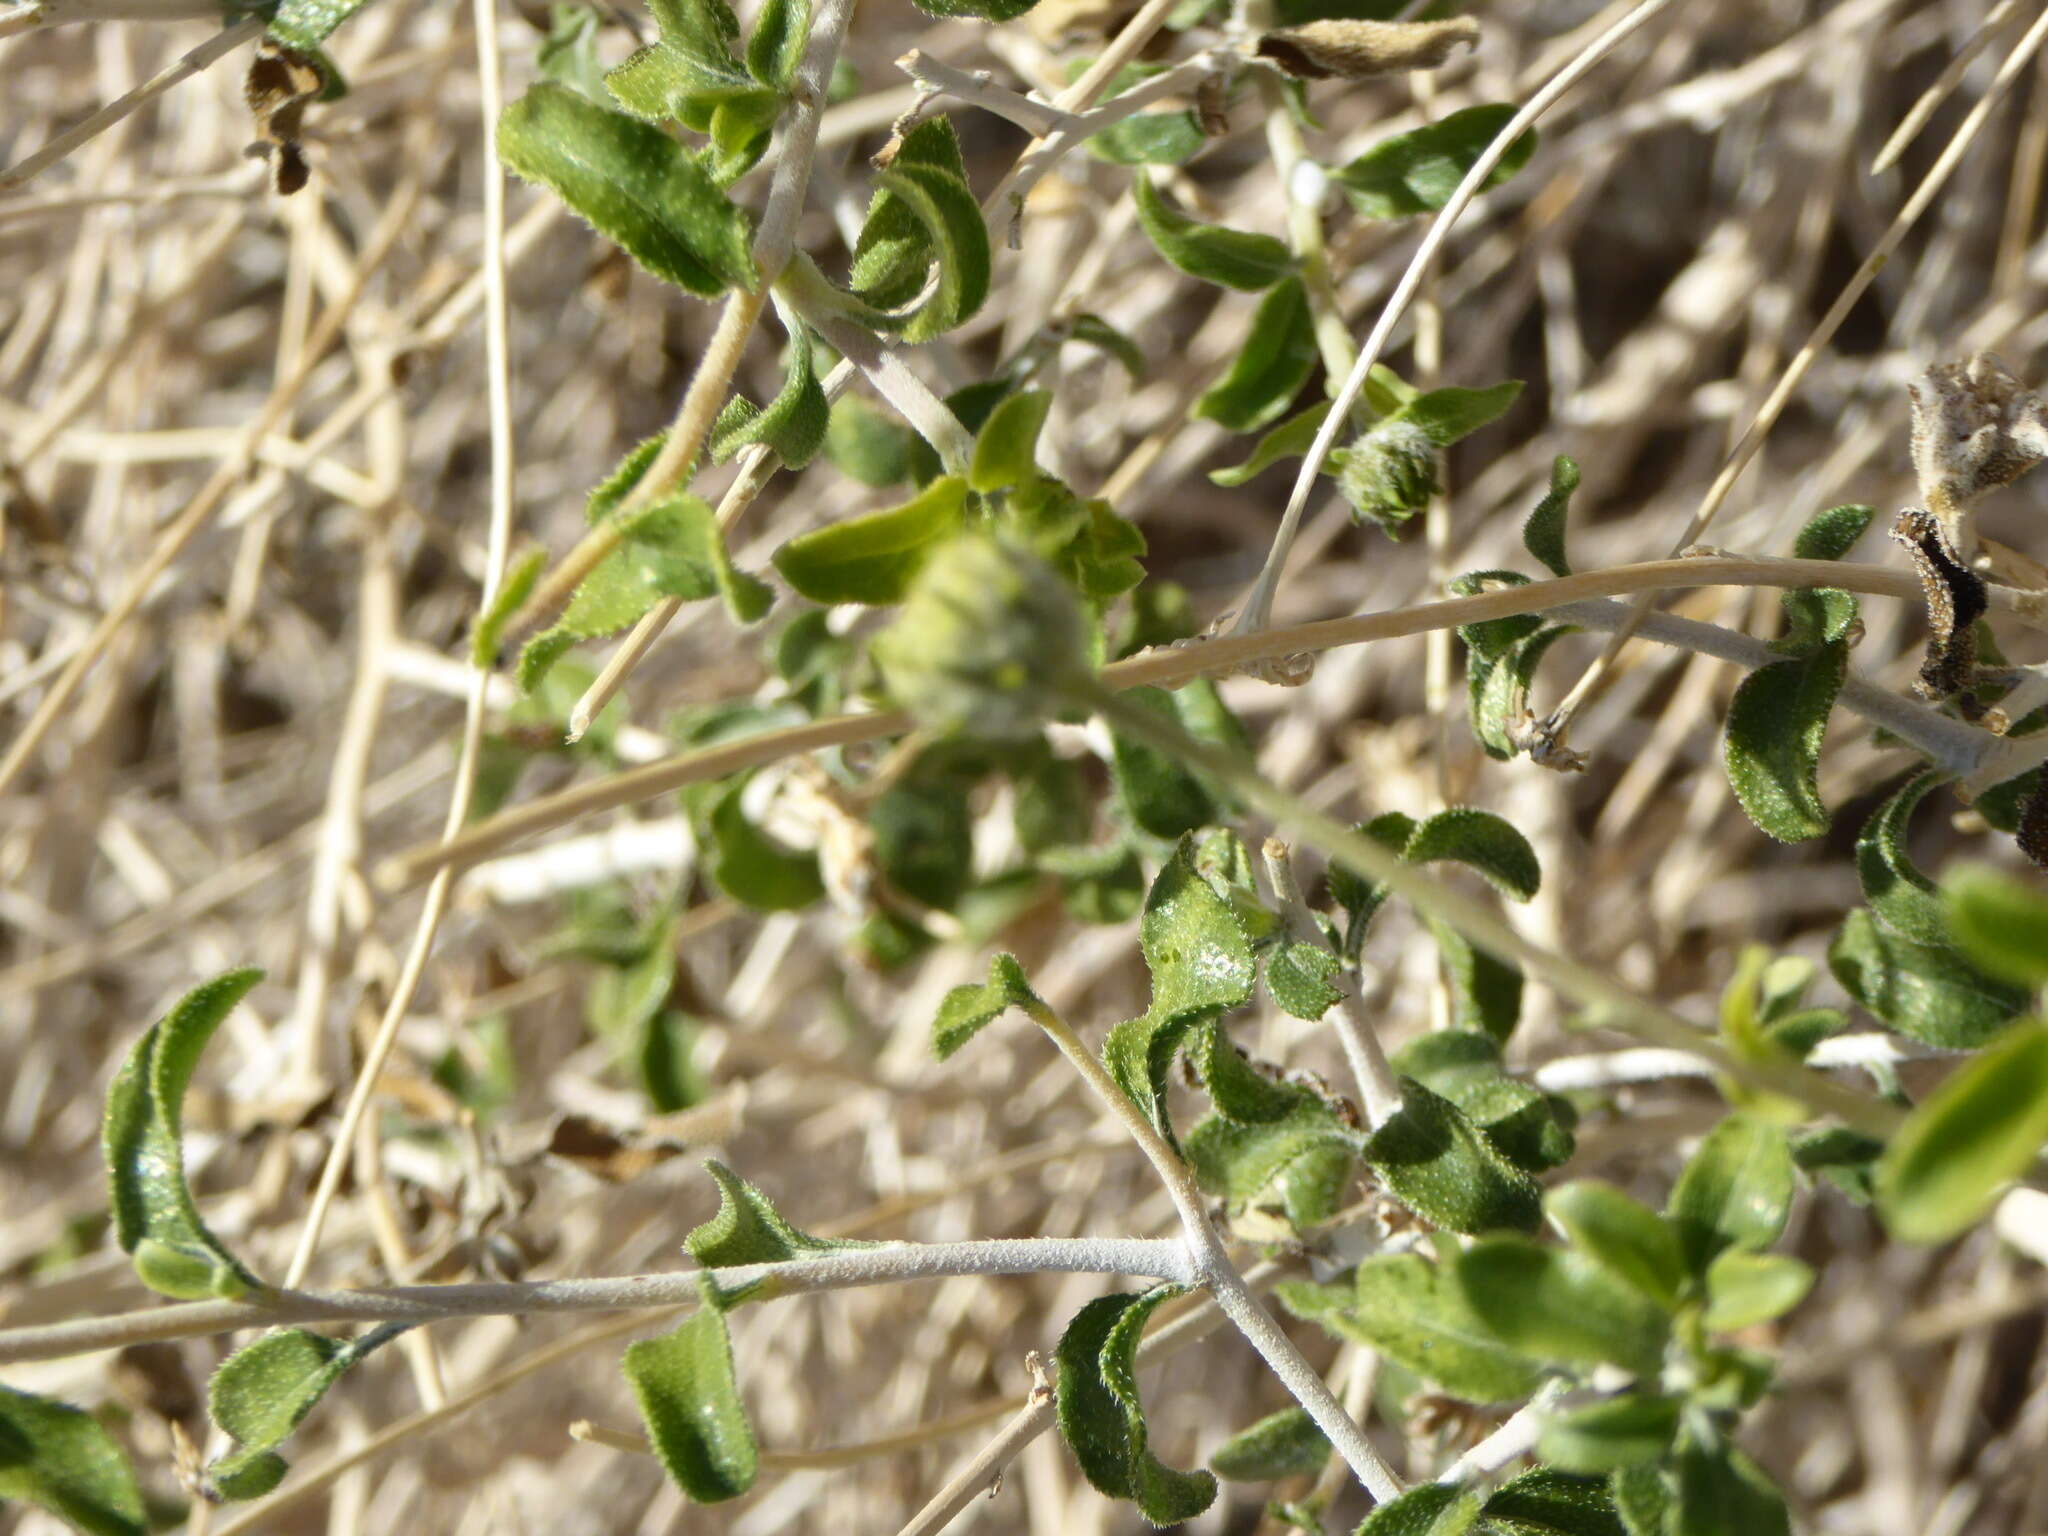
[0, 1238, 1192, 1365]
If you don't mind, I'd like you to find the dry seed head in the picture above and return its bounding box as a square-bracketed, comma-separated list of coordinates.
[1906, 354, 2048, 555]
[1256, 18, 1482, 81]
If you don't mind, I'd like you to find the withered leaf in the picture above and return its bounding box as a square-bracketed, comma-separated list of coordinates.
[1257, 18, 1481, 81]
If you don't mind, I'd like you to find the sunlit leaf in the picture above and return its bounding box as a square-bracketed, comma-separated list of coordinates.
[1723, 641, 1846, 841]
[1455, 1238, 1672, 1377]
[0, 1385, 147, 1536]
[103, 969, 264, 1299]
[1335, 104, 1537, 220]
[623, 1308, 757, 1503]
[1055, 1288, 1218, 1524]
[1877, 1020, 2048, 1242]
[932, 953, 1040, 1060]
[1195, 277, 1320, 432]
[1132, 172, 1294, 292]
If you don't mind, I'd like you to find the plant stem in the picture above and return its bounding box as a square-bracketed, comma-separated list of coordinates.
[1082, 681, 1904, 1140]
[378, 553, 1999, 891]
[1260, 839, 1403, 1128]
[0, 1238, 1192, 1366]
[1234, 0, 1682, 636]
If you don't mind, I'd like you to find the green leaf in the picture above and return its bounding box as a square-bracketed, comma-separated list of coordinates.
[1281, 1251, 1544, 1401]
[1425, 919, 1526, 1047]
[1701, 1252, 1814, 1331]
[1391, 1031, 1569, 1171]
[1352, 1483, 1481, 1535]
[1722, 640, 1847, 841]
[1545, 1181, 1686, 1307]
[1103, 837, 1257, 1135]
[1363, 1080, 1543, 1234]
[1187, 1093, 1363, 1215]
[772, 474, 968, 605]
[850, 119, 969, 305]
[1829, 907, 2028, 1048]
[1266, 934, 1346, 1020]
[745, 0, 809, 86]
[1065, 313, 1146, 378]
[1538, 1395, 1682, 1474]
[1210, 1407, 1328, 1481]
[1335, 104, 1538, 220]
[969, 390, 1054, 493]
[1454, 1238, 1672, 1377]
[209, 1326, 401, 1452]
[206, 1449, 289, 1502]
[1877, 1020, 2048, 1242]
[0, 1385, 147, 1536]
[1403, 807, 1541, 900]
[1943, 863, 2048, 987]
[266, 0, 374, 51]
[1132, 172, 1295, 292]
[1665, 1115, 1793, 1276]
[1774, 503, 1874, 655]
[498, 84, 755, 298]
[1195, 277, 1320, 432]
[470, 546, 546, 667]
[1611, 1465, 1675, 1536]
[932, 953, 1040, 1060]
[1855, 770, 1951, 945]
[910, 0, 1040, 17]
[604, 0, 751, 126]
[1055, 1288, 1218, 1524]
[1329, 383, 1522, 534]
[623, 1308, 757, 1503]
[1108, 686, 1227, 839]
[1522, 455, 1579, 577]
[711, 318, 827, 469]
[1673, 1435, 1788, 1536]
[1209, 402, 1331, 486]
[1482, 1468, 1631, 1536]
[685, 1159, 878, 1308]
[701, 782, 822, 911]
[825, 394, 914, 487]
[102, 969, 263, 1299]
[845, 119, 991, 341]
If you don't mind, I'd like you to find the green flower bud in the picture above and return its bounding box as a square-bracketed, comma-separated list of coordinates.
[873, 534, 1090, 741]
[1331, 418, 1439, 535]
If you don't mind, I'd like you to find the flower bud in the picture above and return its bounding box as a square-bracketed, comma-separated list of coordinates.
[873, 534, 1090, 741]
[1332, 418, 1440, 534]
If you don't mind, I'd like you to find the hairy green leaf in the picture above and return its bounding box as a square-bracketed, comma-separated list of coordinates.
[623, 1308, 757, 1503]
[1132, 172, 1294, 291]
[1353, 1483, 1481, 1535]
[1425, 919, 1528, 1047]
[1209, 402, 1331, 487]
[932, 953, 1040, 1060]
[1055, 1288, 1218, 1524]
[1723, 640, 1846, 841]
[1280, 1251, 1544, 1402]
[1103, 838, 1257, 1136]
[1700, 1251, 1813, 1331]
[745, 0, 810, 87]
[1403, 807, 1541, 900]
[772, 474, 968, 604]
[1878, 1020, 2048, 1243]
[1210, 1405, 1329, 1481]
[1196, 277, 1320, 432]
[1942, 864, 2048, 987]
[1774, 503, 1874, 655]
[685, 1159, 878, 1308]
[845, 120, 990, 340]
[1829, 906, 2027, 1048]
[1456, 1238, 1672, 1377]
[1266, 934, 1346, 1020]
[1522, 454, 1580, 578]
[969, 390, 1054, 493]
[1673, 1434, 1788, 1536]
[267, 0, 374, 51]
[1666, 1115, 1793, 1276]
[103, 968, 263, 1299]
[1482, 1468, 1631, 1536]
[1855, 771, 1951, 945]
[1335, 104, 1538, 220]
[1538, 1395, 1682, 1475]
[1545, 1181, 1687, 1307]
[498, 84, 755, 297]
[1364, 1080, 1543, 1234]
[0, 1385, 147, 1536]
[711, 318, 827, 468]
